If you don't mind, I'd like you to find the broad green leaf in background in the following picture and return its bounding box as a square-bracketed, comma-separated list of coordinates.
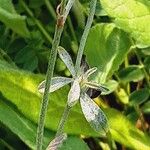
[118, 65, 145, 83]
[0, 100, 89, 150]
[129, 88, 150, 106]
[141, 101, 150, 114]
[144, 56, 150, 70]
[0, 85, 89, 150]
[55, 58, 67, 72]
[116, 88, 129, 104]
[0, 96, 52, 150]
[141, 47, 150, 56]
[105, 109, 150, 150]
[59, 136, 90, 150]
[85, 23, 131, 83]
[0, 0, 30, 37]
[100, 0, 150, 48]
[14, 39, 44, 71]
[0, 60, 98, 136]
[1, 60, 150, 150]
[95, 0, 107, 16]
[101, 80, 118, 95]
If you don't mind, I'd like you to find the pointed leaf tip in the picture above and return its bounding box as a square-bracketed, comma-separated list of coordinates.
[80, 93, 108, 134]
[58, 46, 76, 78]
[46, 133, 67, 150]
[38, 77, 73, 93]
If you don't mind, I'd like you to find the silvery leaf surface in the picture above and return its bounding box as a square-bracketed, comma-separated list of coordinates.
[46, 133, 67, 150]
[85, 82, 109, 93]
[80, 93, 108, 134]
[38, 77, 73, 93]
[58, 46, 76, 78]
[68, 79, 80, 107]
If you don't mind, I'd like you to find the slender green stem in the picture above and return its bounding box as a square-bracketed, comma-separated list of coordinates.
[106, 130, 116, 150]
[135, 106, 146, 132]
[125, 54, 130, 95]
[36, 0, 75, 149]
[75, 0, 97, 73]
[135, 50, 150, 88]
[0, 48, 17, 68]
[0, 139, 15, 150]
[20, 0, 53, 44]
[34, 19, 53, 43]
[67, 16, 78, 43]
[36, 28, 63, 150]
[55, 105, 71, 137]
[44, 0, 56, 19]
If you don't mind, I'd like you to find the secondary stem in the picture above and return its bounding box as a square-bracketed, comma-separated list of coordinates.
[75, 0, 97, 73]
[36, 0, 75, 150]
[55, 105, 71, 137]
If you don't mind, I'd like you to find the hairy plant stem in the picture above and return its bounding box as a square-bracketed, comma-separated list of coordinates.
[55, 105, 71, 137]
[20, 0, 53, 44]
[75, 0, 97, 73]
[36, 0, 75, 150]
[54, 0, 97, 141]
[36, 28, 63, 150]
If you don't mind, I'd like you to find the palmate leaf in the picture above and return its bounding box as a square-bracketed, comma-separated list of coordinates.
[68, 79, 80, 107]
[38, 77, 73, 93]
[58, 47, 76, 78]
[80, 93, 108, 134]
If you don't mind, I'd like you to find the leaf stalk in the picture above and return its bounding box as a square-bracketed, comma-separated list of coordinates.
[75, 0, 97, 73]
